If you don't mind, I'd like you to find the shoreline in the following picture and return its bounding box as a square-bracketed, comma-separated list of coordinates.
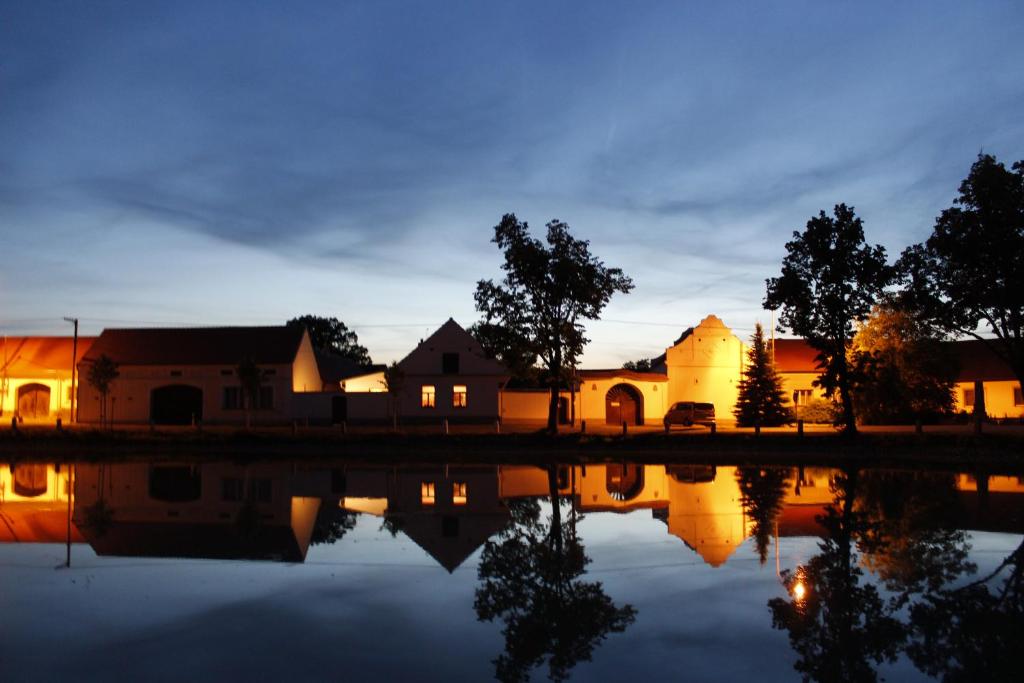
[2, 425, 1023, 469]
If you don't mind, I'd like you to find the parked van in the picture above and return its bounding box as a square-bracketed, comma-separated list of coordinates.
[664, 402, 716, 430]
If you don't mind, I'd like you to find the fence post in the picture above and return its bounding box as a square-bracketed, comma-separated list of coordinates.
[797, 419, 804, 437]
[495, 419, 500, 434]
[709, 422, 717, 435]
[915, 420, 923, 435]
[581, 420, 586, 434]
[443, 418, 449, 435]
[621, 420, 627, 435]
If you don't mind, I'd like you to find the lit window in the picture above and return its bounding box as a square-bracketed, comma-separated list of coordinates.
[963, 388, 975, 408]
[793, 389, 813, 406]
[421, 385, 436, 408]
[453, 385, 467, 408]
[453, 482, 467, 505]
[421, 481, 436, 505]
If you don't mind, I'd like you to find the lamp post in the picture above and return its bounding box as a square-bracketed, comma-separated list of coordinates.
[63, 317, 78, 424]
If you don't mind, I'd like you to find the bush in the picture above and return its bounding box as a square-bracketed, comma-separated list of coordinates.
[795, 399, 838, 424]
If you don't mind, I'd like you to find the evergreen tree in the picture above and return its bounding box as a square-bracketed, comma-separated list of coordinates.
[734, 323, 791, 427]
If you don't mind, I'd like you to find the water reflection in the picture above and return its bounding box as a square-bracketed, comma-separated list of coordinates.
[1, 459, 1023, 681]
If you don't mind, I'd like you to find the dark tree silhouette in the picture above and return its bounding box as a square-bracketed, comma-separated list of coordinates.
[768, 469, 906, 682]
[382, 361, 404, 428]
[310, 505, 358, 545]
[469, 320, 540, 384]
[851, 304, 957, 425]
[236, 356, 267, 429]
[474, 466, 637, 682]
[622, 357, 655, 372]
[897, 154, 1024, 391]
[475, 214, 634, 433]
[734, 323, 791, 428]
[906, 538, 1024, 682]
[735, 466, 791, 564]
[765, 204, 892, 434]
[86, 353, 119, 427]
[286, 315, 372, 365]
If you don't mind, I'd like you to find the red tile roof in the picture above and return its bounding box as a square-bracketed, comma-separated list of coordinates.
[81, 326, 305, 366]
[772, 339, 820, 373]
[952, 340, 1018, 382]
[0, 337, 96, 378]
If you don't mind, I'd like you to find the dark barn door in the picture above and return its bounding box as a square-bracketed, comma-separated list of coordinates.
[17, 383, 51, 419]
[150, 385, 203, 425]
[605, 384, 642, 425]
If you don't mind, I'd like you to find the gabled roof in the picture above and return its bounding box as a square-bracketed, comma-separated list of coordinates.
[951, 340, 1018, 382]
[0, 337, 96, 378]
[398, 318, 508, 376]
[400, 512, 510, 573]
[81, 326, 305, 366]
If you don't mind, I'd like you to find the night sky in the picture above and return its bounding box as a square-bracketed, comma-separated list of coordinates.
[2, 1, 1022, 365]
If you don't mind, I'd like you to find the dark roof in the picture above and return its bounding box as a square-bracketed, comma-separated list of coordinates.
[81, 326, 305, 366]
[315, 350, 384, 385]
[78, 521, 306, 562]
[951, 340, 1018, 382]
[772, 339, 820, 373]
[579, 369, 669, 382]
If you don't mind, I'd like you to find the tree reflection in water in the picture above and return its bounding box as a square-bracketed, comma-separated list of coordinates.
[768, 469, 905, 682]
[474, 466, 637, 682]
[769, 467, 1023, 683]
[736, 466, 792, 565]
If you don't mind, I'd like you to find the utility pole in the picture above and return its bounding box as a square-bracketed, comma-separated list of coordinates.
[64, 318, 78, 424]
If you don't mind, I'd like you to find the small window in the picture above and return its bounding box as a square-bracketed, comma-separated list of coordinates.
[258, 386, 274, 410]
[170, 370, 182, 377]
[264, 369, 276, 376]
[222, 477, 244, 501]
[453, 385, 467, 408]
[223, 387, 241, 410]
[453, 482, 467, 505]
[421, 385, 436, 408]
[421, 481, 436, 505]
[963, 388, 975, 408]
[1015, 386, 1023, 406]
[442, 352, 460, 374]
[793, 390, 813, 406]
[249, 478, 272, 503]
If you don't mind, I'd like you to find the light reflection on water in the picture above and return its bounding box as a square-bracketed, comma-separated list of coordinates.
[1, 460, 1021, 682]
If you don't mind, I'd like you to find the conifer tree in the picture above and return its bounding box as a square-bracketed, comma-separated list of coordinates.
[734, 323, 791, 427]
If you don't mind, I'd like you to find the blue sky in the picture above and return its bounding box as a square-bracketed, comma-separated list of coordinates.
[2, 1, 1022, 365]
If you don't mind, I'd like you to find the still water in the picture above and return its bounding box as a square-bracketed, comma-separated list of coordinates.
[1, 460, 1021, 682]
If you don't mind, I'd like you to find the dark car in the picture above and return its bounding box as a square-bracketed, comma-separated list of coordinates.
[664, 401, 716, 430]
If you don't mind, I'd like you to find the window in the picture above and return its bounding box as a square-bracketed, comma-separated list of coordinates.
[453, 482, 467, 505]
[222, 477, 244, 501]
[258, 386, 274, 410]
[421, 481, 436, 505]
[223, 387, 241, 410]
[66, 386, 73, 402]
[1015, 386, 1023, 406]
[442, 352, 460, 374]
[421, 385, 436, 408]
[442, 516, 459, 538]
[963, 388, 975, 408]
[793, 390, 813, 406]
[249, 478, 272, 503]
[453, 385, 467, 408]
[170, 370, 182, 377]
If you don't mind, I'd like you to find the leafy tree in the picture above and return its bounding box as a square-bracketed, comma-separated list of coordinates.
[469, 320, 540, 384]
[310, 506, 358, 545]
[622, 357, 655, 372]
[236, 356, 267, 429]
[286, 315, 372, 365]
[897, 153, 1024, 389]
[765, 204, 892, 434]
[86, 353, 119, 427]
[734, 323, 791, 428]
[475, 214, 634, 432]
[850, 304, 957, 424]
[735, 466, 791, 564]
[768, 469, 906, 682]
[474, 466, 637, 682]
[382, 361, 405, 428]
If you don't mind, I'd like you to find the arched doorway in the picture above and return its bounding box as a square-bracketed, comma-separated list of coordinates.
[150, 385, 203, 425]
[605, 384, 643, 425]
[17, 383, 51, 419]
[12, 463, 48, 497]
[606, 463, 644, 501]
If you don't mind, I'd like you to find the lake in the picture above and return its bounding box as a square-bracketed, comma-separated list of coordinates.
[1, 459, 1021, 682]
